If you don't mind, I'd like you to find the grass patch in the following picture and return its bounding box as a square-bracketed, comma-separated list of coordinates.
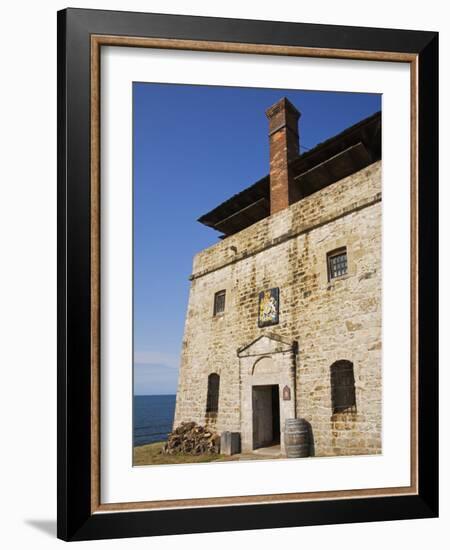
[133, 441, 226, 466]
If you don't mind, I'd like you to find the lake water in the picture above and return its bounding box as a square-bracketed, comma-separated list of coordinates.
[133, 394, 176, 447]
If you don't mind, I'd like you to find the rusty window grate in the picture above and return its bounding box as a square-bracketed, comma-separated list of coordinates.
[327, 247, 348, 280]
[206, 373, 220, 414]
[213, 290, 226, 316]
[330, 360, 356, 414]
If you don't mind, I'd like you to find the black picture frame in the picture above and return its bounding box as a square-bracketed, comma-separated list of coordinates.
[57, 8, 438, 541]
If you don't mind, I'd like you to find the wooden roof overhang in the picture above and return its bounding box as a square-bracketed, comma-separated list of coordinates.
[198, 111, 381, 237]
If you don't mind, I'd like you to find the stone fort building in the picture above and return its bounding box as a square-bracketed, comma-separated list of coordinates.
[173, 98, 382, 457]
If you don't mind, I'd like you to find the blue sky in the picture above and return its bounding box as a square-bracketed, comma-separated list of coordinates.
[133, 83, 381, 395]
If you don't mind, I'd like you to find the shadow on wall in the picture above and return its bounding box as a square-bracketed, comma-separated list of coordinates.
[305, 419, 315, 457]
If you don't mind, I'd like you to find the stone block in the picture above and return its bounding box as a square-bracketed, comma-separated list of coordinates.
[220, 432, 241, 456]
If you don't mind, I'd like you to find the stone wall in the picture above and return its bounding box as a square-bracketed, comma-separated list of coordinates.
[173, 160, 382, 457]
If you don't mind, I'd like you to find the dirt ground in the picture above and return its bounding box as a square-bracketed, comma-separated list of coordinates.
[133, 441, 284, 466]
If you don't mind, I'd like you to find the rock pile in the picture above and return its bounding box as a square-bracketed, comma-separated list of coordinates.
[162, 422, 220, 455]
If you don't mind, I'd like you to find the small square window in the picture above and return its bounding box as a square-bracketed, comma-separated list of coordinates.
[213, 290, 226, 316]
[327, 248, 348, 281]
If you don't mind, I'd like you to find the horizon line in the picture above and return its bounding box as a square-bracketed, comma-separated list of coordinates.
[134, 393, 176, 397]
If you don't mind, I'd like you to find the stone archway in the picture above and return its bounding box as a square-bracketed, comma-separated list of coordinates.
[252, 356, 276, 375]
[237, 335, 297, 454]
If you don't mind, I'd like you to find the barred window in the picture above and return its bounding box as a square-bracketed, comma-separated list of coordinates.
[330, 360, 356, 414]
[327, 248, 348, 280]
[206, 373, 220, 414]
[213, 290, 226, 316]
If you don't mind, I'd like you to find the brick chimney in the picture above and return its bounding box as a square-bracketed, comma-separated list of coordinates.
[265, 98, 301, 215]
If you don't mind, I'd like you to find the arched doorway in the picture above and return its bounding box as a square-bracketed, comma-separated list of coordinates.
[237, 335, 297, 454]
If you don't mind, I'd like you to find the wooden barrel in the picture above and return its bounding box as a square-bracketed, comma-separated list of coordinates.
[284, 418, 310, 458]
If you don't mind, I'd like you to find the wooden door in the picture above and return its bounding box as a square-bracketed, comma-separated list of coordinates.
[252, 386, 274, 448]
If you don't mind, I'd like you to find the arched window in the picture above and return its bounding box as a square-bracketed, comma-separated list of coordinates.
[330, 360, 356, 414]
[206, 373, 220, 415]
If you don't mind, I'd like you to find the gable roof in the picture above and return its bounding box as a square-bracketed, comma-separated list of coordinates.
[198, 111, 381, 237]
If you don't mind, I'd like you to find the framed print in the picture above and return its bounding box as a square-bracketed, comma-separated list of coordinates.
[57, 8, 438, 541]
[258, 288, 280, 327]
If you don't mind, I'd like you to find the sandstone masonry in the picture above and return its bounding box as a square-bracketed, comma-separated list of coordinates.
[173, 99, 382, 458]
